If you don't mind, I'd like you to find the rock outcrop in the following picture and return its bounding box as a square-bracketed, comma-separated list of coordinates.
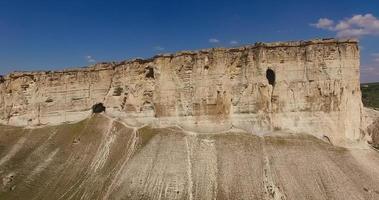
[362, 108, 379, 148]
[0, 38, 363, 146]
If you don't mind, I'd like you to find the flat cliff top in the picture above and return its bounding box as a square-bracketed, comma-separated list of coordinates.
[1, 38, 357, 79]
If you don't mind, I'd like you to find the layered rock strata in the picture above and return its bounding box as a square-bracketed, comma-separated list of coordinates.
[0, 38, 363, 146]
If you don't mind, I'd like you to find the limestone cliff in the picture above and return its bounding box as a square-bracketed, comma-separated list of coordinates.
[0, 38, 363, 146]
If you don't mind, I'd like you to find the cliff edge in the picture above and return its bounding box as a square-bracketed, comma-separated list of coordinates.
[0, 38, 364, 146]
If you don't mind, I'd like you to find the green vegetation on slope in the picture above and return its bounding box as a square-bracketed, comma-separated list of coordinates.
[361, 82, 379, 109]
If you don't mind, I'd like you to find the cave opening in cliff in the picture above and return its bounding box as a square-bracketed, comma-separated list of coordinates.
[92, 103, 106, 113]
[145, 66, 155, 79]
[266, 69, 276, 86]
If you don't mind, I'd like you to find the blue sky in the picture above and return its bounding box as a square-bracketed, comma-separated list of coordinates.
[0, 0, 378, 82]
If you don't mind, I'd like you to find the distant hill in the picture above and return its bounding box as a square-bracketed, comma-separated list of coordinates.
[361, 82, 379, 109]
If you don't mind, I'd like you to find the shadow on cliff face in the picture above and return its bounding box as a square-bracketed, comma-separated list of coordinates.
[266, 68, 275, 86]
[145, 66, 155, 79]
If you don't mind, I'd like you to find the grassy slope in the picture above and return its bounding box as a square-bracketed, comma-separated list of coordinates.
[361, 82, 379, 109]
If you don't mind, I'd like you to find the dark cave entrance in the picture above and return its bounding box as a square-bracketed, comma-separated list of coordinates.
[266, 69, 276, 86]
[92, 103, 106, 113]
[145, 66, 155, 79]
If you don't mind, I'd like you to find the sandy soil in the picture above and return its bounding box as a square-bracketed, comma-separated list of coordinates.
[0, 114, 379, 200]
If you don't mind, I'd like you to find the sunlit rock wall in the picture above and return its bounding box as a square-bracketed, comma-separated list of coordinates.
[0, 39, 362, 145]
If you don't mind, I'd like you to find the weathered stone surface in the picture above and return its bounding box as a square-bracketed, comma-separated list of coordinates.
[1, 115, 379, 200]
[0, 38, 363, 146]
[362, 108, 379, 148]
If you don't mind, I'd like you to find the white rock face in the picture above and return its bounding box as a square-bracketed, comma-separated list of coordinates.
[0, 38, 364, 146]
[362, 108, 379, 147]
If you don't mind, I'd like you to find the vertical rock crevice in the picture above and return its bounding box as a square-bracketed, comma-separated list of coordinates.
[0, 39, 363, 146]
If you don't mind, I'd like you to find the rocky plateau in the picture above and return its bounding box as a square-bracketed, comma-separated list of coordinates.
[0, 38, 379, 200]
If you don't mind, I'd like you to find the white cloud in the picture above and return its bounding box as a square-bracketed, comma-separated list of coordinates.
[336, 28, 368, 38]
[311, 18, 334, 29]
[153, 46, 165, 51]
[209, 38, 220, 43]
[85, 55, 96, 63]
[311, 14, 379, 38]
[230, 40, 239, 45]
